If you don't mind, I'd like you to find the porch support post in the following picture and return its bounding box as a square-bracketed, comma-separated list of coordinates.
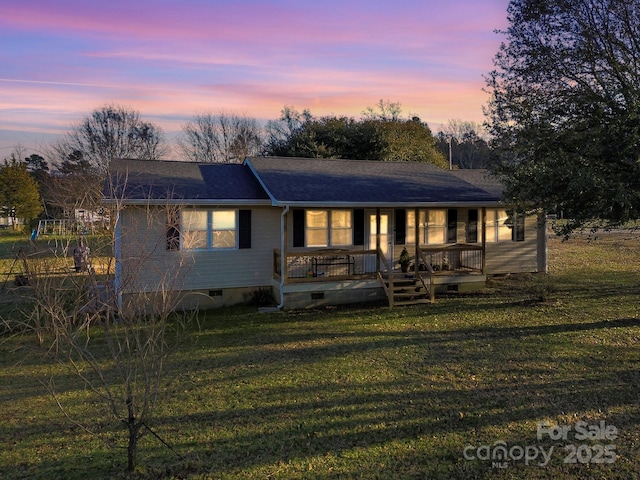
[537, 211, 548, 273]
[481, 207, 487, 274]
[414, 208, 419, 269]
[376, 208, 381, 272]
[282, 207, 289, 285]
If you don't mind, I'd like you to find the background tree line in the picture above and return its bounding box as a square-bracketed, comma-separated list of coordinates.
[3, 100, 489, 230]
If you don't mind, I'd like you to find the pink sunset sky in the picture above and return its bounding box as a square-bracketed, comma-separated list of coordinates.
[0, 0, 510, 157]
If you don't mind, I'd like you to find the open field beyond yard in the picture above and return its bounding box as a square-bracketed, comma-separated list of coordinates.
[1, 232, 639, 479]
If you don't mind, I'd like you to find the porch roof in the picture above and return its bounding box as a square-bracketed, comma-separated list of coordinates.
[246, 156, 503, 207]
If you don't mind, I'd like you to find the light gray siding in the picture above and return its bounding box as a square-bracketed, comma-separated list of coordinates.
[116, 205, 547, 311]
[117, 205, 280, 295]
[484, 215, 542, 274]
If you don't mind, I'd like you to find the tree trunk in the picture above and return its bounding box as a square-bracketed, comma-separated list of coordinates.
[126, 397, 139, 472]
[127, 427, 136, 472]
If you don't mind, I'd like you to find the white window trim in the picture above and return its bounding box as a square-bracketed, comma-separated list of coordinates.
[406, 209, 448, 245]
[487, 209, 525, 243]
[305, 209, 353, 247]
[181, 209, 238, 251]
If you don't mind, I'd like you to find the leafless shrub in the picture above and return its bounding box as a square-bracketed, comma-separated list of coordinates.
[3, 191, 198, 473]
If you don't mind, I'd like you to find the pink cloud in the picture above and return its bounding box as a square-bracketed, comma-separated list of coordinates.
[2, 0, 507, 53]
[0, 0, 509, 154]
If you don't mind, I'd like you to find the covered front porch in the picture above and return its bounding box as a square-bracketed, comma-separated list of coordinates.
[273, 243, 486, 309]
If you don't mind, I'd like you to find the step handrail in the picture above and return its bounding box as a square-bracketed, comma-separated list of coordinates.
[377, 249, 395, 306]
[417, 247, 435, 303]
[377, 248, 392, 273]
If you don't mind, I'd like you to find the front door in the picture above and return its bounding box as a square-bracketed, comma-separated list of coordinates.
[366, 210, 392, 271]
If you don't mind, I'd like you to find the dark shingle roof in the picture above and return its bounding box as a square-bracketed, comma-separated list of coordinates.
[246, 157, 502, 205]
[448, 169, 504, 198]
[107, 159, 270, 203]
[107, 157, 503, 206]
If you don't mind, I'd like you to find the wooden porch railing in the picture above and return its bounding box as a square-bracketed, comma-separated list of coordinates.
[274, 244, 483, 286]
[274, 248, 380, 283]
[417, 244, 483, 274]
[377, 249, 392, 303]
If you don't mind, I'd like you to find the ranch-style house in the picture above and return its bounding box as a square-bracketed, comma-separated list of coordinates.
[106, 157, 547, 312]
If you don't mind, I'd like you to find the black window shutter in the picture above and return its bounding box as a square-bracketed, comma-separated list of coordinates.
[353, 209, 365, 246]
[467, 209, 478, 243]
[293, 209, 305, 247]
[239, 210, 251, 249]
[395, 209, 406, 245]
[513, 213, 525, 242]
[447, 209, 458, 243]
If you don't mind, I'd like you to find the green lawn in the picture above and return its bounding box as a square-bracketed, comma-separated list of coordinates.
[1, 233, 639, 479]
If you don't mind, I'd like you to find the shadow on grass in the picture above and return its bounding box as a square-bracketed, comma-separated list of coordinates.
[150, 366, 638, 478]
[192, 314, 640, 358]
[3, 286, 639, 479]
[137, 315, 640, 477]
[3, 312, 639, 478]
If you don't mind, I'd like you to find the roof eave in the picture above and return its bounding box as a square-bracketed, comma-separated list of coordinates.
[267, 200, 505, 208]
[102, 198, 273, 206]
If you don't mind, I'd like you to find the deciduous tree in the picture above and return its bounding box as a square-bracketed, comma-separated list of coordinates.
[361, 99, 403, 121]
[43, 149, 104, 225]
[264, 105, 313, 155]
[6, 199, 197, 473]
[177, 112, 263, 163]
[436, 120, 491, 169]
[47, 104, 165, 224]
[51, 104, 167, 174]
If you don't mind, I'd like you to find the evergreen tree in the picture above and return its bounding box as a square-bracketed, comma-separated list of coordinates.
[0, 160, 43, 228]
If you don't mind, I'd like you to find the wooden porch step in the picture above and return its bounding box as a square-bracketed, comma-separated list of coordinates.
[393, 290, 428, 299]
[380, 272, 433, 307]
[393, 299, 433, 306]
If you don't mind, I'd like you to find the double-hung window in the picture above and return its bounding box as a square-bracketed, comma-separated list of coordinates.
[212, 210, 237, 248]
[305, 210, 328, 247]
[405, 209, 449, 244]
[487, 209, 525, 242]
[423, 210, 447, 244]
[304, 210, 352, 247]
[181, 209, 237, 250]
